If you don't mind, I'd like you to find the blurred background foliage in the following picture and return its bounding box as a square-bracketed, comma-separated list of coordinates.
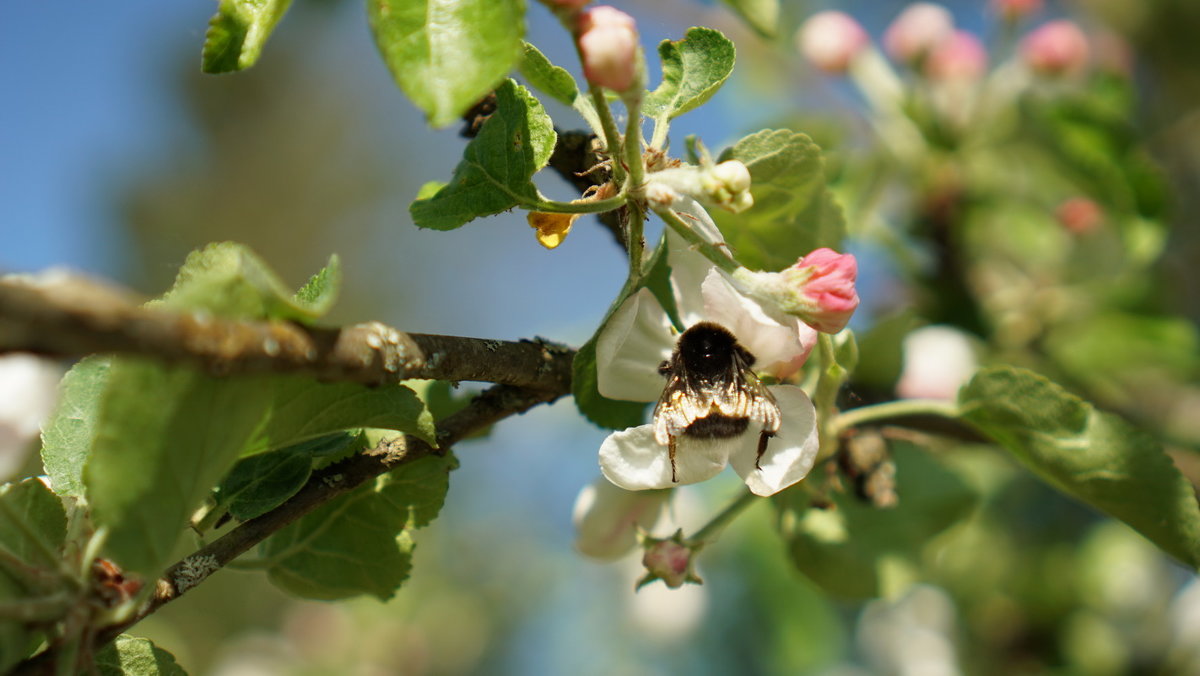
[3, 0, 1199, 673]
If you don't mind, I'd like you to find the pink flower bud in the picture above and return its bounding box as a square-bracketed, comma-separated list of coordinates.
[1056, 197, 1104, 235]
[924, 30, 988, 82]
[639, 531, 701, 589]
[884, 3, 955, 64]
[1022, 20, 1090, 76]
[577, 6, 639, 93]
[796, 11, 870, 75]
[990, 0, 1042, 21]
[730, 248, 860, 334]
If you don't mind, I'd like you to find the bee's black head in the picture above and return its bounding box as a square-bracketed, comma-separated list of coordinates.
[675, 322, 742, 378]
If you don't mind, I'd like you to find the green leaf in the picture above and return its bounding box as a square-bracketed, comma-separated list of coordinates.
[718, 0, 778, 38]
[519, 42, 578, 107]
[245, 378, 437, 455]
[261, 453, 455, 600]
[216, 432, 364, 521]
[41, 357, 110, 498]
[292, 254, 341, 315]
[96, 635, 188, 676]
[156, 242, 334, 323]
[644, 28, 736, 132]
[410, 79, 556, 230]
[201, 0, 294, 74]
[0, 478, 66, 572]
[368, 0, 525, 128]
[715, 129, 847, 270]
[958, 366, 1200, 569]
[0, 478, 68, 671]
[777, 443, 977, 598]
[85, 362, 272, 578]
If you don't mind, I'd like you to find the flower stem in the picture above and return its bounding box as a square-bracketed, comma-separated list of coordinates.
[830, 398, 961, 437]
[622, 97, 648, 281]
[813, 333, 849, 460]
[688, 490, 760, 549]
[527, 194, 627, 214]
[654, 206, 739, 273]
[589, 85, 626, 186]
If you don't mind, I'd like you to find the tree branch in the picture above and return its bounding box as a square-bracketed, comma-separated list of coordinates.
[0, 275, 573, 391]
[15, 382, 566, 674]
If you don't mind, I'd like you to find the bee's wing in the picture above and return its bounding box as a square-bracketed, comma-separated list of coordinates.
[711, 352, 782, 434]
[653, 370, 708, 446]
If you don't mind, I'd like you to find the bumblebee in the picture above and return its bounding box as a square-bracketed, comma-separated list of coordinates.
[653, 322, 782, 482]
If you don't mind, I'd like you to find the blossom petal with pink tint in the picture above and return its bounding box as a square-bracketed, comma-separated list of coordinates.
[797, 11, 870, 75]
[925, 30, 988, 82]
[1022, 20, 1090, 76]
[701, 269, 816, 380]
[883, 3, 954, 64]
[578, 6, 639, 92]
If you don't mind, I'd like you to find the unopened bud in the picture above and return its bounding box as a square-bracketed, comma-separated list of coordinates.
[638, 530, 701, 589]
[796, 11, 869, 75]
[1056, 197, 1103, 235]
[1022, 20, 1090, 77]
[647, 160, 753, 214]
[925, 30, 987, 82]
[578, 6, 639, 93]
[731, 248, 859, 334]
[884, 3, 954, 64]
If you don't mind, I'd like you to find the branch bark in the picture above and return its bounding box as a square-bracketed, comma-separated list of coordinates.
[15, 383, 566, 675]
[0, 275, 573, 391]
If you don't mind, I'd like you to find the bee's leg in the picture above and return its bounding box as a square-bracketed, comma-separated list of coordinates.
[669, 436, 679, 483]
[755, 431, 775, 470]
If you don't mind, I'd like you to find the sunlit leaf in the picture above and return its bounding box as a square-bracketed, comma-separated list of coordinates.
[718, 0, 779, 38]
[716, 129, 847, 270]
[959, 366, 1200, 569]
[368, 0, 524, 128]
[96, 635, 188, 676]
[202, 0, 294, 74]
[644, 27, 736, 132]
[261, 453, 456, 600]
[41, 357, 110, 498]
[410, 79, 556, 230]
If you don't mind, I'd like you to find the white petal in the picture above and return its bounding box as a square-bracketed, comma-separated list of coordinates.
[666, 198, 729, 327]
[672, 196, 727, 249]
[600, 425, 729, 491]
[701, 270, 816, 379]
[729, 386, 820, 496]
[572, 478, 669, 560]
[596, 288, 676, 402]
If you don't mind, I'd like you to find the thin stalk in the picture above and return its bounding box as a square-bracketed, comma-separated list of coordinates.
[527, 194, 627, 214]
[689, 490, 760, 548]
[654, 206, 739, 273]
[589, 86, 626, 186]
[831, 398, 961, 437]
[813, 333, 848, 460]
[622, 92, 646, 279]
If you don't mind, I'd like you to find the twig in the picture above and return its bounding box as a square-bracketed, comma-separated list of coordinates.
[14, 383, 566, 674]
[0, 275, 573, 391]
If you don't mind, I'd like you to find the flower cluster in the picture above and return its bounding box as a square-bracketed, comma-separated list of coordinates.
[798, 2, 1095, 84]
[592, 200, 857, 498]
